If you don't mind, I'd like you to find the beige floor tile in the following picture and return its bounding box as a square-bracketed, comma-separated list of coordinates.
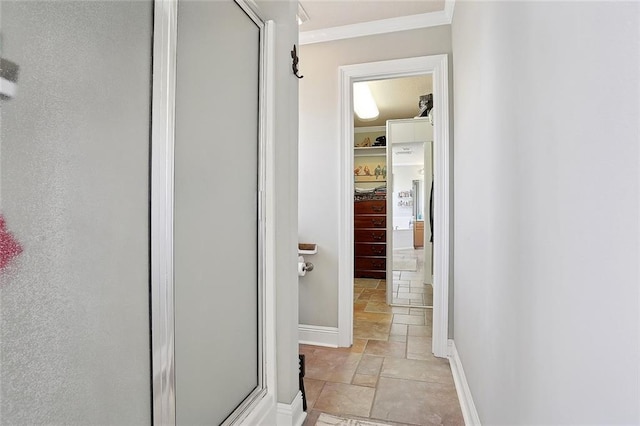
[354, 300, 368, 312]
[349, 338, 368, 354]
[365, 301, 393, 314]
[407, 292, 425, 301]
[391, 306, 410, 314]
[389, 323, 407, 336]
[393, 314, 425, 325]
[356, 354, 384, 376]
[304, 349, 360, 382]
[408, 324, 432, 337]
[354, 325, 390, 341]
[380, 356, 453, 385]
[352, 373, 378, 388]
[407, 335, 432, 357]
[303, 378, 326, 410]
[355, 278, 381, 288]
[302, 409, 321, 426]
[363, 340, 406, 358]
[370, 377, 464, 425]
[400, 271, 423, 280]
[314, 382, 376, 418]
[388, 334, 407, 343]
[369, 293, 387, 302]
[409, 307, 427, 316]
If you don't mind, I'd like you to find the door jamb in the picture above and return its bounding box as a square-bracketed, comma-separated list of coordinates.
[338, 55, 450, 357]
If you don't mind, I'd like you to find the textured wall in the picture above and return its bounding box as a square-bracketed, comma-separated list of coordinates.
[0, 2, 152, 424]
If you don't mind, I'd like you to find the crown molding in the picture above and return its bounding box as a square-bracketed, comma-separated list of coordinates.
[299, 0, 456, 45]
[444, 0, 456, 22]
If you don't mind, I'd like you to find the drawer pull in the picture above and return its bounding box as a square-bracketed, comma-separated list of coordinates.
[371, 206, 384, 212]
[374, 261, 385, 268]
[372, 219, 384, 226]
[372, 233, 383, 241]
[373, 248, 385, 255]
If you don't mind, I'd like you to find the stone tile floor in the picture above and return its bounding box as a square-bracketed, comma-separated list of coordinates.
[300, 278, 464, 426]
[392, 247, 433, 307]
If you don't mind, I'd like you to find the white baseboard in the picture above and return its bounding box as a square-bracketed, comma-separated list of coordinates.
[448, 339, 481, 426]
[277, 391, 307, 426]
[298, 324, 339, 347]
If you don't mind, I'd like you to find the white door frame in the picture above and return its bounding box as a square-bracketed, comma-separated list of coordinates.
[338, 55, 450, 357]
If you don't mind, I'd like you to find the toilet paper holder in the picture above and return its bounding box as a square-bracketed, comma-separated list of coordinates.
[298, 255, 314, 277]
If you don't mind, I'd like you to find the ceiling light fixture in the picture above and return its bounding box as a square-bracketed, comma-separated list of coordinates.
[353, 82, 379, 121]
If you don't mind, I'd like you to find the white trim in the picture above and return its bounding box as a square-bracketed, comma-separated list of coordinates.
[276, 392, 307, 426]
[448, 340, 481, 426]
[240, 18, 279, 426]
[338, 55, 450, 355]
[300, 10, 452, 45]
[430, 54, 450, 358]
[444, 0, 456, 23]
[354, 125, 386, 133]
[150, 0, 178, 423]
[239, 394, 277, 426]
[298, 324, 339, 348]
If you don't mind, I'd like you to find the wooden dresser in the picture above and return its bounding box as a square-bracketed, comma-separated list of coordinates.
[354, 199, 386, 279]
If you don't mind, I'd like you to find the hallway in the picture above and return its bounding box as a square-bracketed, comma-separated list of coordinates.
[300, 278, 463, 425]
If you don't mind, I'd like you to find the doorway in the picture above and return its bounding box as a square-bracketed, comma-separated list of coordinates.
[338, 55, 450, 357]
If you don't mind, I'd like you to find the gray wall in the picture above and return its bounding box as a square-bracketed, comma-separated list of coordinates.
[452, 1, 639, 423]
[0, 2, 152, 424]
[299, 26, 454, 329]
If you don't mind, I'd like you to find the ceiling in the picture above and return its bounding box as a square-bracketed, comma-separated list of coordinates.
[298, 0, 446, 32]
[298, 1, 441, 128]
[355, 75, 432, 127]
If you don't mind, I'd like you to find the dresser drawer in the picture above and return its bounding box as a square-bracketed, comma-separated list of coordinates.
[355, 243, 386, 257]
[354, 200, 386, 215]
[354, 270, 386, 279]
[355, 256, 386, 271]
[354, 229, 386, 243]
[354, 215, 386, 229]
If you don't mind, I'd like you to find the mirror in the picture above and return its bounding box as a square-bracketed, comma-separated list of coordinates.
[387, 121, 433, 308]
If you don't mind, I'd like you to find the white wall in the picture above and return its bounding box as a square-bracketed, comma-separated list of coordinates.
[299, 26, 452, 327]
[452, 1, 639, 424]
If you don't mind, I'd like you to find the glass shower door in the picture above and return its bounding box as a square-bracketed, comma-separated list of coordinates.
[173, 1, 265, 424]
[0, 1, 153, 424]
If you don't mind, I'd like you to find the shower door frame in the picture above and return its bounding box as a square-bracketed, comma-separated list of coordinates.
[149, 0, 277, 424]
